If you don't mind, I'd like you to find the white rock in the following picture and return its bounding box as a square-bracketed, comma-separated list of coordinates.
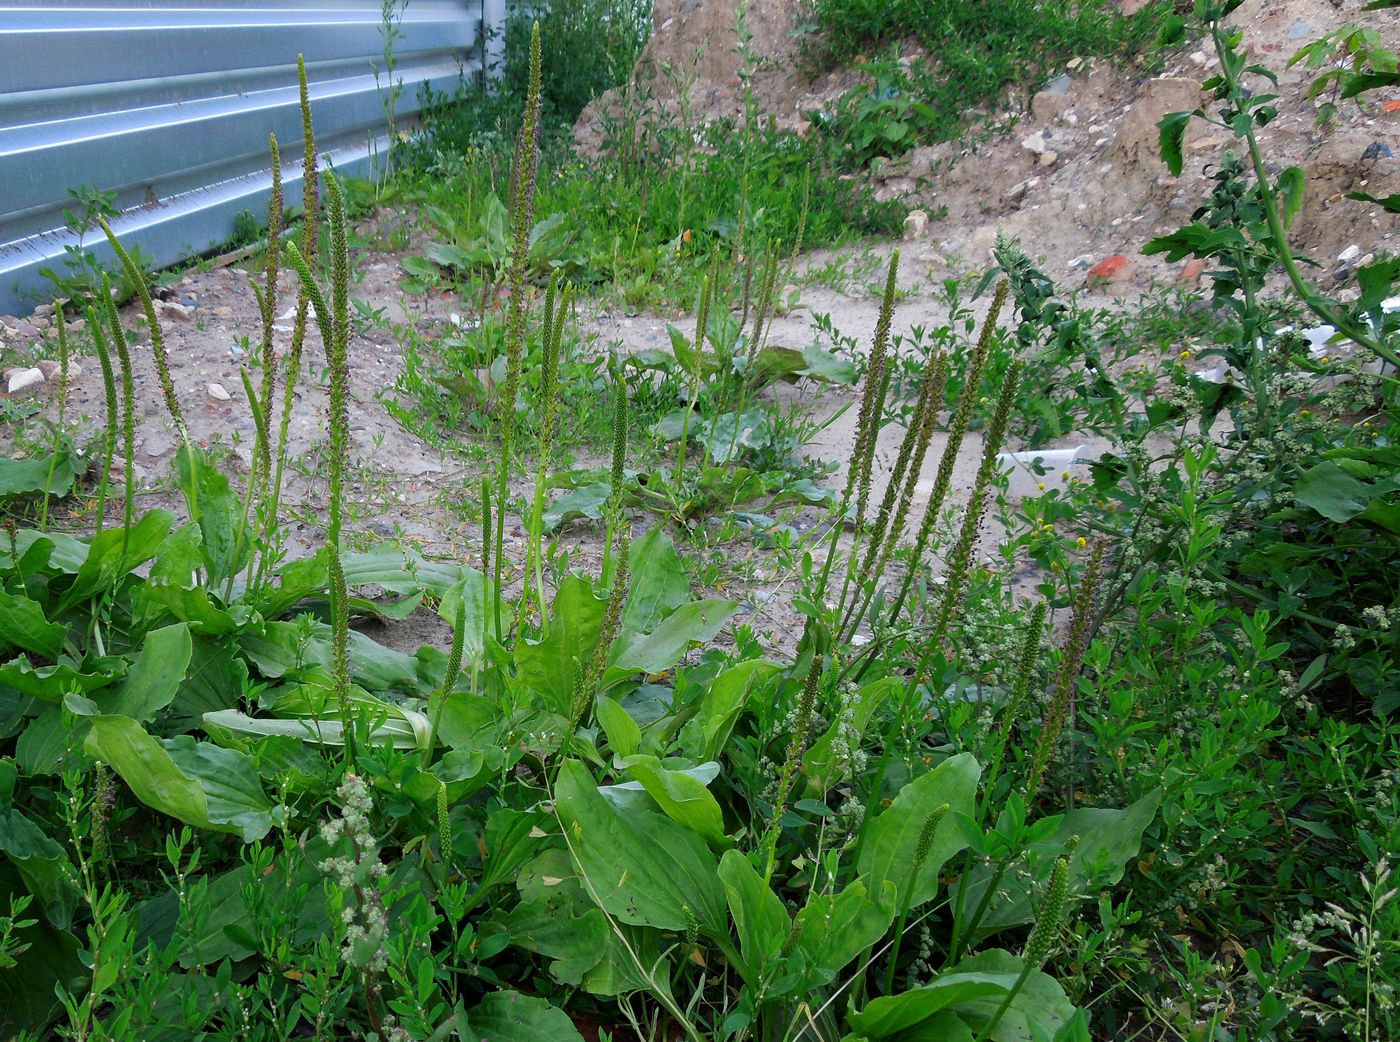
[206, 382, 232, 401]
[1038, 150, 1059, 167]
[1069, 254, 1094, 270]
[902, 209, 930, 241]
[6, 368, 44, 393]
[1021, 131, 1049, 155]
[1189, 50, 1208, 66]
[1338, 244, 1361, 263]
[156, 300, 192, 322]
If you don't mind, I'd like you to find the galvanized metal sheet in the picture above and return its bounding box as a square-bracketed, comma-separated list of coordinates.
[0, 1, 500, 316]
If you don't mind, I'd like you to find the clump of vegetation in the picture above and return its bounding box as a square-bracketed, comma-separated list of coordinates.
[804, 0, 1169, 167]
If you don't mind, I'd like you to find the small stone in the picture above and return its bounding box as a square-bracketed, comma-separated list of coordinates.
[0, 315, 17, 330]
[1383, 100, 1400, 115]
[1361, 141, 1393, 161]
[16, 322, 40, 340]
[902, 209, 930, 241]
[1021, 131, 1049, 155]
[33, 303, 54, 318]
[1288, 20, 1311, 40]
[1069, 254, 1094, 270]
[1038, 150, 1059, 167]
[156, 300, 192, 322]
[212, 305, 234, 318]
[206, 382, 232, 401]
[66, 319, 83, 333]
[1189, 50, 1208, 66]
[1087, 255, 1133, 282]
[6, 368, 44, 393]
[1339, 245, 1361, 263]
[1066, 57, 1086, 72]
[1043, 74, 1071, 94]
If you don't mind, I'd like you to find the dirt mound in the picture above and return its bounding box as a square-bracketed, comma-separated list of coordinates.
[576, 0, 1400, 292]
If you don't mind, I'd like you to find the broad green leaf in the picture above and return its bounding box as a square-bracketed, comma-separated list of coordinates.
[1294, 462, 1377, 522]
[960, 790, 1161, 939]
[789, 878, 896, 991]
[515, 575, 605, 715]
[438, 570, 500, 666]
[804, 676, 899, 793]
[72, 697, 272, 840]
[857, 752, 980, 912]
[618, 754, 728, 847]
[0, 869, 83, 1037]
[718, 849, 789, 985]
[800, 342, 859, 384]
[678, 658, 781, 762]
[55, 509, 174, 613]
[542, 482, 610, 533]
[849, 949, 1077, 1041]
[0, 591, 67, 660]
[163, 736, 275, 841]
[175, 446, 246, 587]
[107, 623, 191, 723]
[202, 705, 429, 751]
[595, 696, 641, 757]
[554, 760, 726, 935]
[239, 620, 424, 694]
[503, 849, 611, 986]
[621, 528, 691, 634]
[603, 599, 738, 688]
[479, 808, 550, 893]
[0, 657, 122, 703]
[0, 452, 80, 501]
[0, 763, 81, 929]
[463, 990, 586, 1042]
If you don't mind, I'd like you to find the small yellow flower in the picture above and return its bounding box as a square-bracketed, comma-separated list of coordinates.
[1178, 349, 1192, 361]
[1076, 536, 1087, 549]
[1318, 355, 1329, 364]
[1037, 481, 1047, 491]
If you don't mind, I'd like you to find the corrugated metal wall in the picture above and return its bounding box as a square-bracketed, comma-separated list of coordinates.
[0, 1, 508, 316]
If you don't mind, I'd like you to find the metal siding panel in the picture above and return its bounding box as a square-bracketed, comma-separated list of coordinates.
[0, 1, 502, 315]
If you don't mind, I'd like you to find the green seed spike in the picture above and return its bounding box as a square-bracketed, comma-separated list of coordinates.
[973, 855, 1071, 1042]
[890, 280, 1007, 623]
[255, 133, 284, 491]
[86, 306, 119, 535]
[96, 217, 188, 446]
[926, 358, 1023, 648]
[284, 175, 354, 768]
[834, 250, 899, 619]
[1026, 542, 1104, 804]
[492, 19, 543, 640]
[258, 54, 319, 591]
[982, 599, 1048, 805]
[99, 275, 137, 551]
[841, 344, 947, 640]
[437, 781, 452, 861]
[608, 373, 628, 516]
[582, 535, 630, 711]
[676, 249, 720, 484]
[762, 662, 824, 883]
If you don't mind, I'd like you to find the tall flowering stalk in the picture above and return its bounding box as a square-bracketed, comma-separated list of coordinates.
[86, 305, 119, 535]
[888, 280, 1007, 623]
[1026, 543, 1105, 804]
[98, 275, 137, 566]
[259, 55, 320, 591]
[675, 249, 720, 486]
[491, 21, 543, 639]
[526, 275, 566, 618]
[285, 175, 355, 767]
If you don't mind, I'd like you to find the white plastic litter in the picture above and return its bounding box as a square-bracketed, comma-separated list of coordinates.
[997, 446, 1096, 501]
